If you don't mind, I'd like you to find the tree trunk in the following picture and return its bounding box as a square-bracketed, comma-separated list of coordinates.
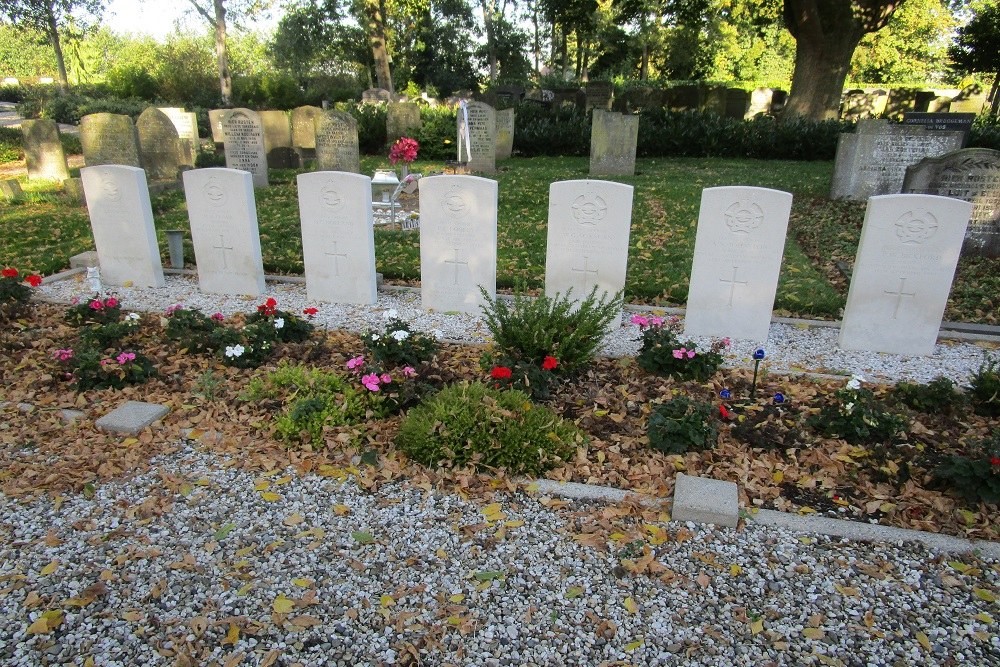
[45, 2, 68, 91]
[365, 0, 393, 92]
[784, 32, 863, 120]
[532, 3, 540, 74]
[990, 71, 1000, 117]
[213, 0, 232, 106]
[481, 0, 498, 83]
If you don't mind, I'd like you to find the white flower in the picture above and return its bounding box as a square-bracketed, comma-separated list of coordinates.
[370, 333, 380, 341]
[382, 308, 399, 320]
[274, 317, 285, 330]
[126, 312, 140, 321]
[390, 330, 409, 342]
[846, 374, 864, 390]
[843, 402, 854, 413]
[225, 344, 245, 358]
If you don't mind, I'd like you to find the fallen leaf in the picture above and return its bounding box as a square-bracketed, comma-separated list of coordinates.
[39, 560, 59, 576]
[803, 628, 824, 640]
[624, 597, 638, 614]
[973, 588, 997, 603]
[260, 492, 281, 502]
[352, 531, 374, 545]
[273, 594, 295, 614]
[221, 623, 240, 645]
[916, 631, 932, 651]
[565, 587, 583, 599]
[26, 610, 63, 635]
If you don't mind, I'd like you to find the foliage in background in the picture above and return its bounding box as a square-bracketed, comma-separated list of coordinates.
[395, 382, 583, 475]
[933, 429, 1000, 505]
[647, 395, 718, 455]
[970, 357, 1000, 417]
[892, 376, 967, 415]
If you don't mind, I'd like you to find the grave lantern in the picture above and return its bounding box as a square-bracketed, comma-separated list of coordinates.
[371, 169, 399, 203]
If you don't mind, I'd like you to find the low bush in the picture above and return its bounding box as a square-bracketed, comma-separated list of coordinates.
[220, 321, 278, 369]
[808, 377, 908, 445]
[64, 296, 122, 327]
[78, 312, 143, 348]
[0, 267, 41, 321]
[245, 298, 314, 344]
[479, 286, 621, 375]
[363, 316, 437, 367]
[396, 382, 583, 474]
[969, 357, 1000, 418]
[0, 126, 22, 163]
[163, 306, 231, 354]
[54, 345, 156, 391]
[633, 314, 726, 382]
[647, 396, 718, 455]
[892, 376, 967, 415]
[933, 430, 1000, 504]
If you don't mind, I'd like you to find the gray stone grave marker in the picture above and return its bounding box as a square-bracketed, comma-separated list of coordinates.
[291, 105, 322, 160]
[495, 108, 515, 160]
[21, 119, 69, 182]
[208, 109, 227, 144]
[684, 186, 793, 342]
[159, 107, 199, 167]
[386, 102, 422, 143]
[457, 101, 496, 173]
[297, 172, 377, 304]
[903, 148, 1000, 258]
[315, 111, 360, 173]
[81, 165, 165, 288]
[419, 175, 497, 314]
[544, 179, 634, 327]
[362, 88, 393, 103]
[80, 113, 141, 167]
[221, 109, 269, 187]
[136, 107, 183, 181]
[589, 109, 639, 176]
[838, 194, 972, 356]
[260, 110, 297, 168]
[183, 168, 265, 296]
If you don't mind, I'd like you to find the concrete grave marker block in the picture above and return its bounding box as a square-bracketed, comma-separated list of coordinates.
[222, 109, 269, 187]
[260, 110, 297, 168]
[672, 473, 739, 528]
[81, 165, 165, 288]
[297, 171, 377, 304]
[684, 186, 793, 342]
[291, 105, 322, 160]
[839, 194, 972, 356]
[386, 102, 422, 143]
[95, 401, 169, 435]
[544, 180, 634, 326]
[419, 175, 497, 314]
[183, 168, 265, 296]
[0, 179, 23, 201]
[158, 107, 199, 167]
[589, 110, 638, 176]
[137, 107, 183, 181]
[495, 108, 515, 160]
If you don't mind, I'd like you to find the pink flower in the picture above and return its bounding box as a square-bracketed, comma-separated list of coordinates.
[105, 297, 118, 308]
[211, 312, 225, 322]
[70, 296, 79, 305]
[89, 299, 104, 310]
[53, 348, 74, 362]
[361, 373, 381, 391]
[389, 137, 419, 164]
[672, 349, 684, 359]
[630, 314, 649, 328]
[380, 373, 392, 384]
[686, 349, 696, 359]
[346, 355, 365, 371]
[722, 337, 731, 347]
[165, 304, 182, 315]
[650, 316, 664, 327]
[100, 359, 113, 367]
[116, 352, 136, 365]
[402, 366, 416, 377]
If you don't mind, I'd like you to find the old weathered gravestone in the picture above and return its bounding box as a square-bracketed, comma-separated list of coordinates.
[589, 110, 639, 177]
[136, 107, 183, 181]
[158, 107, 199, 167]
[183, 168, 266, 296]
[362, 88, 393, 103]
[297, 171, 377, 304]
[725, 89, 750, 119]
[21, 119, 69, 182]
[838, 194, 972, 356]
[747, 88, 774, 117]
[80, 113, 141, 167]
[457, 101, 496, 173]
[221, 109, 268, 188]
[419, 175, 497, 314]
[208, 109, 227, 145]
[830, 120, 963, 201]
[684, 187, 793, 342]
[584, 82, 614, 110]
[386, 102, 422, 144]
[290, 106, 322, 161]
[495, 108, 515, 160]
[315, 111, 360, 173]
[80, 165, 165, 288]
[903, 148, 1000, 258]
[0, 180, 23, 201]
[902, 112, 975, 148]
[544, 180, 633, 327]
[260, 110, 298, 169]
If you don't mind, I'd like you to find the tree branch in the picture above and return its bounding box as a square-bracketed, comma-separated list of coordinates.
[185, 0, 218, 28]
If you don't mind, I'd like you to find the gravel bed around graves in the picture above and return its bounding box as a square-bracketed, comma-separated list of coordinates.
[2, 444, 998, 667]
[38, 273, 1000, 386]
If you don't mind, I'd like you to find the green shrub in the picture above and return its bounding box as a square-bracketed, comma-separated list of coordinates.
[513, 103, 590, 157]
[363, 317, 438, 367]
[413, 106, 458, 160]
[105, 64, 160, 100]
[164, 307, 230, 354]
[79, 313, 143, 348]
[346, 102, 387, 154]
[892, 376, 967, 415]
[933, 430, 1000, 504]
[64, 296, 122, 327]
[220, 321, 278, 369]
[479, 286, 621, 374]
[633, 315, 725, 382]
[808, 380, 908, 445]
[246, 298, 314, 344]
[0, 126, 22, 163]
[647, 396, 718, 455]
[479, 353, 562, 400]
[55, 345, 157, 391]
[969, 357, 1000, 418]
[396, 382, 583, 474]
[244, 362, 389, 447]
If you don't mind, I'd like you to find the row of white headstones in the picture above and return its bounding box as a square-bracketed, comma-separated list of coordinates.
[80, 165, 972, 357]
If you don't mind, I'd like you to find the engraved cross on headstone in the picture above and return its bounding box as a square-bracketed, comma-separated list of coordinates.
[884, 277, 916, 319]
[719, 266, 748, 307]
[213, 234, 234, 270]
[325, 241, 348, 277]
[444, 248, 469, 285]
[572, 256, 600, 291]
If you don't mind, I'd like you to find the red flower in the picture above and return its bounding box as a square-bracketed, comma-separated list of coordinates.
[1, 267, 17, 278]
[719, 404, 731, 419]
[25, 274, 42, 287]
[491, 366, 512, 380]
[105, 297, 118, 308]
[266, 298, 277, 308]
[303, 307, 318, 316]
[542, 356, 559, 371]
[991, 457, 1000, 467]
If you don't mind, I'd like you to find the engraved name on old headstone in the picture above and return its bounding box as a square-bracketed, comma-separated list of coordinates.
[315, 111, 360, 173]
[221, 109, 269, 187]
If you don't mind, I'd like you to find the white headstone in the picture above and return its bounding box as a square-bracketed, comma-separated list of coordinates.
[221, 109, 269, 187]
[419, 175, 497, 314]
[457, 101, 496, 172]
[182, 168, 266, 296]
[80, 165, 165, 288]
[544, 179, 634, 326]
[297, 171, 377, 304]
[838, 194, 972, 356]
[683, 186, 793, 342]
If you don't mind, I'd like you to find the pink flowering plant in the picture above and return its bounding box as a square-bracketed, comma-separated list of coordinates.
[633, 314, 727, 382]
[53, 345, 156, 391]
[164, 305, 238, 354]
[1, 266, 42, 321]
[65, 295, 122, 327]
[345, 353, 428, 414]
[79, 310, 145, 348]
[389, 137, 419, 165]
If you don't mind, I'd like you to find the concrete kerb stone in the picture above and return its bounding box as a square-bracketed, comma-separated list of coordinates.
[95, 401, 169, 435]
[671, 472, 740, 528]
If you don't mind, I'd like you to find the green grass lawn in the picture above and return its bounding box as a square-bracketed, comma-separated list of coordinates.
[2, 155, 997, 323]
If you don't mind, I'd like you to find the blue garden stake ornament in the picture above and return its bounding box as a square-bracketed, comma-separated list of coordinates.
[750, 348, 766, 399]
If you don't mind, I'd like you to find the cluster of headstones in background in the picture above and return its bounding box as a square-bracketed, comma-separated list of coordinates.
[80, 161, 971, 357]
[831, 117, 1000, 258]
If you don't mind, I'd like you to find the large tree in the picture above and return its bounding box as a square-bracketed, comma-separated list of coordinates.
[783, 0, 908, 120]
[0, 0, 104, 90]
[950, 2, 1000, 114]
